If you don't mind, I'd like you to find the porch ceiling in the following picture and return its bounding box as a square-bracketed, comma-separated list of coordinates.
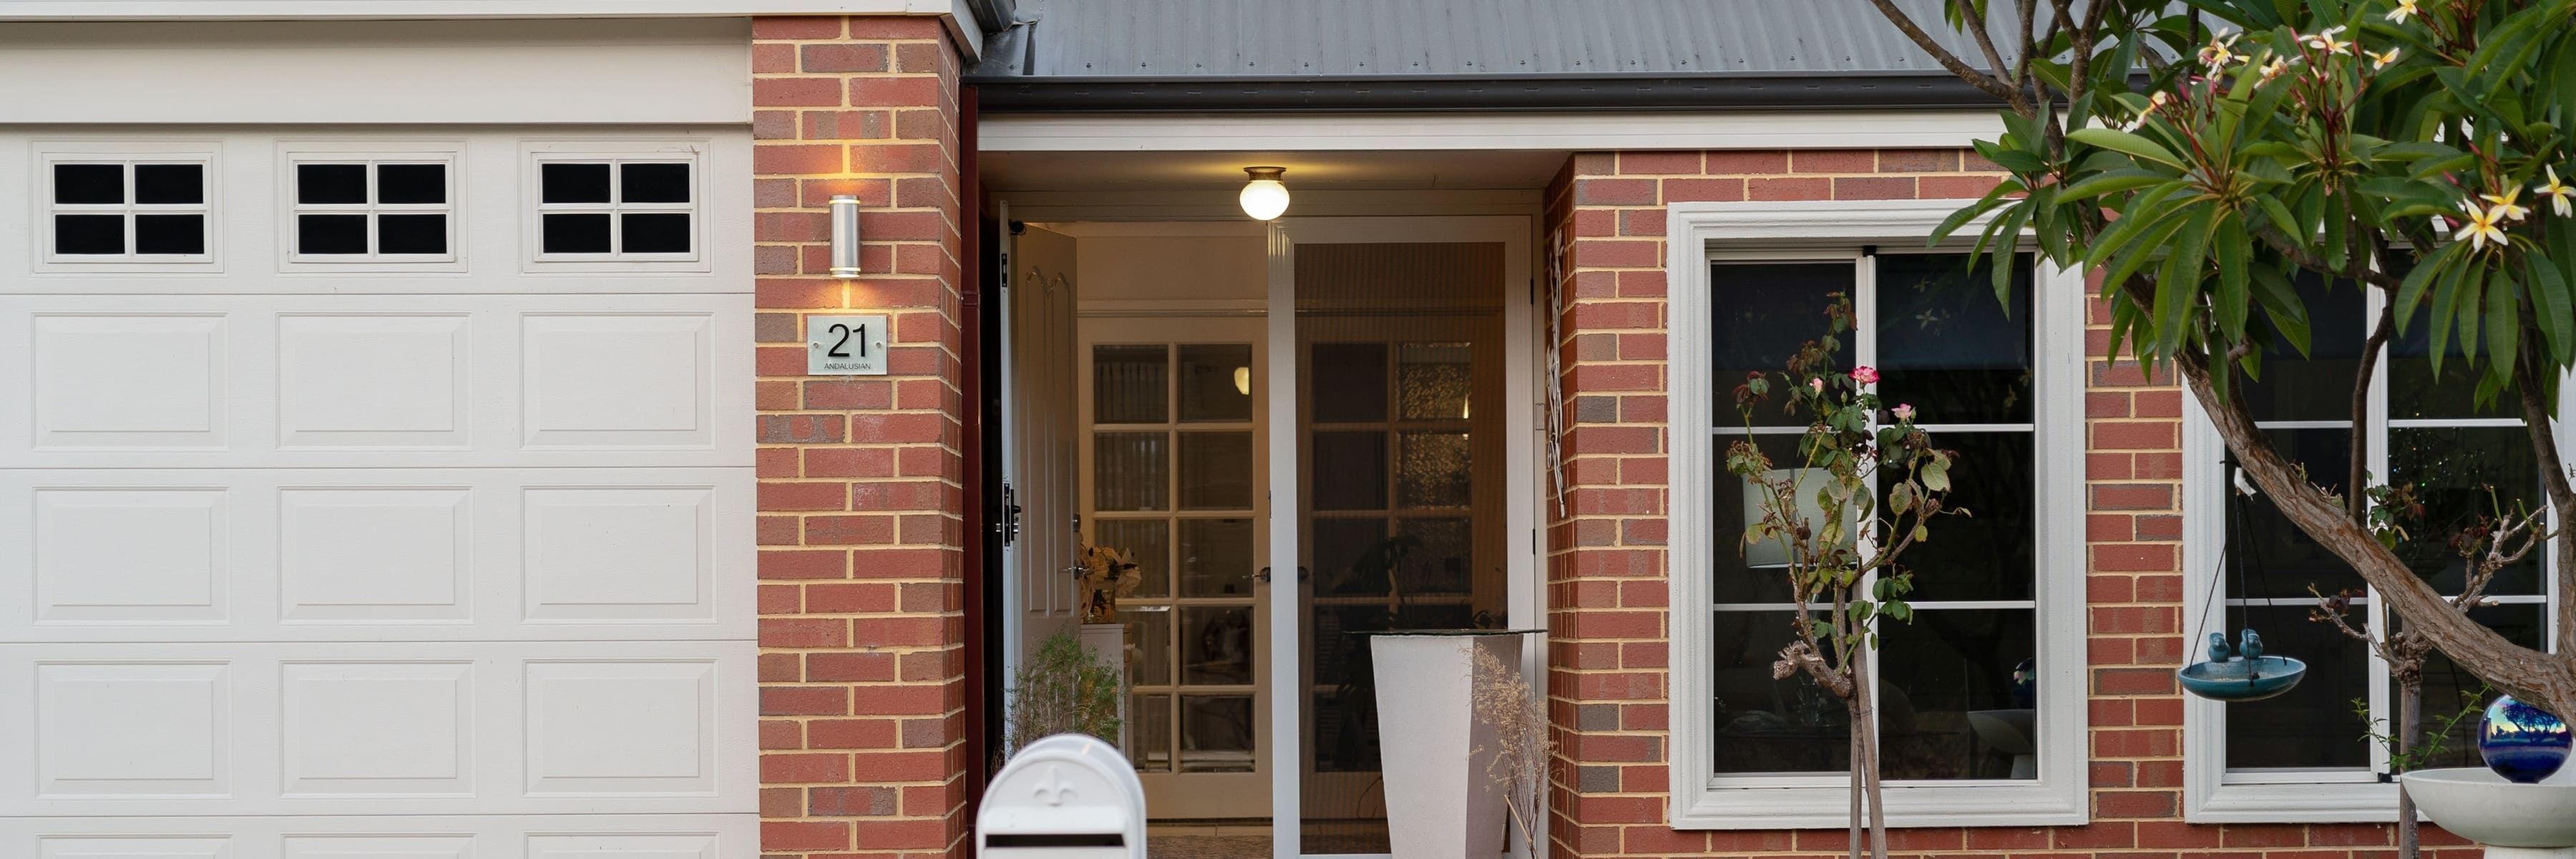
[978, 148, 1568, 193]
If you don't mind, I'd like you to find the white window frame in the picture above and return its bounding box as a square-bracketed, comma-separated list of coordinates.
[522, 140, 707, 273]
[34, 141, 220, 272]
[2180, 292, 2576, 822]
[1666, 199, 2089, 829]
[276, 140, 463, 271]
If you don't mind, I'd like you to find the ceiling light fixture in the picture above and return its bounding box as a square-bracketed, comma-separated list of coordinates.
[1238, 166, 1289, 220]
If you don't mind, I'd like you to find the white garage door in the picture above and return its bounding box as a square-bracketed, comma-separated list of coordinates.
[0, 128, 756, 858]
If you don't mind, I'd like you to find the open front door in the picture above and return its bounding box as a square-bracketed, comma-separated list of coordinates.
[1000, 210, 1083, 690]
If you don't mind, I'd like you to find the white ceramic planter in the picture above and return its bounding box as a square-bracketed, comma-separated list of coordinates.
[2400, 767, 2576, 859]
[1369, 631, 1528, 859]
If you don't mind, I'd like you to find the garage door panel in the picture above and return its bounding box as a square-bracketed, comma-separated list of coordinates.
[3, 641, 754, 817]
[1, 468, 752, 642]
[1, 294, 752, 470]
[1, 814, 758, 859]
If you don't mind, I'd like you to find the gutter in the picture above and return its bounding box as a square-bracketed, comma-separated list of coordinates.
[964, 72, 2011, 114]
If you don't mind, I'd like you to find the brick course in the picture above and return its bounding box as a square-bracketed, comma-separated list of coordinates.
[1538, 149, 2410, 858]
[753, 14, 970, 859]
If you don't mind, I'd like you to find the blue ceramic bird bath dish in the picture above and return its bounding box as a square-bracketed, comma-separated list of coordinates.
[2176, 655, 2308, 702]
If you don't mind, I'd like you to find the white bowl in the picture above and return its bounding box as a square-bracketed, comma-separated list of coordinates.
[2401, 767, 2576, 848]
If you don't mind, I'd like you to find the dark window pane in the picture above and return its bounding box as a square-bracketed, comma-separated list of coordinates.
[541, 213, 612, 254]
[375, 163, 445, 205]
[1176, 518, 1254, 598]
[1311, 343, 1387, 423]
[2229, 428, 2362, 598]
[1397, 342, 1474, 420]
[1091, 432, 1167, 511]
[1712, 610, 1851, 774]
[53, 163, 123, 204]
[1395, 431, 1471, 508]
[541, 162, 612, 203]
[1893, 432, 2034, 602]
[1311, 432, 1386, 510]
[2225, 604, 2371, 770]
[1711, 262, 1854, 427]
[1180, 607, 1254, 684]
[2392, 424, 2544, 594]
[1091, 344, 1168, 424]
[620, 213, 691, 253]
[1393, 518, 1473, 596]
[1176, 344, 1254, 422]
[2391, 281, 2516, 417]
[2240, 273, 2366, 422]
[297, 214, 369, 255]
[1878, 608, 2038, 780]
[1176, 431, 1252, 510]
[377, 214, 447, 255]
[1311, 518, 1390, 598]
[54, 215, 124, 255]
[134, 214, 205, 255]
[620, 162, 691, 203]
[2406, 602, 2544, 770]
[296, 164, 367, 205]
[1873, 253, 2034, 424]
[1710, 433, 1805, 604]
[132, 164, 203, 205]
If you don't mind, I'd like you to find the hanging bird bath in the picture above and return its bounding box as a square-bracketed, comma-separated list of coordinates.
[2177, 630, 2307, 702]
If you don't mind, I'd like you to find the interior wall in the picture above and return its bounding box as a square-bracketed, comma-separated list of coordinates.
[1072, 234, 1267, 303]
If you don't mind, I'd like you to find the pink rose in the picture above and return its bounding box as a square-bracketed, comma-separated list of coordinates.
[1893, 403, 1916, 422]
[1851, 366, 1879, 384]
[1808, 377, 1825, 394]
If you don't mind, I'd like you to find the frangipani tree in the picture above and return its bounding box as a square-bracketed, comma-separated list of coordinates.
[1861, 0, 2576, 769]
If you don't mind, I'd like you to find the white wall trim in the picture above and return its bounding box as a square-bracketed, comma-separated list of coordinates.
[1664, 198, 2089, 830]
[980, 111, 2007, 154]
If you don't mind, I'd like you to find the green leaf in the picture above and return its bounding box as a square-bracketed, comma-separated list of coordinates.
[2250, 264, 2311, 356]
[2531, 253, 2576, 364]
[2394, 241, 2462, 336]
[2067, 127, 2188, 169]
[2485, 265, 2521, 388]
[2253, 194, 2304, 241]
[2062, 169, 2178, 202]
[2215, 213, 2250, 342]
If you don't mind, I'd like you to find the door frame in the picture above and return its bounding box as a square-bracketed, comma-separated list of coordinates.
[1264, 215, 1540, 859]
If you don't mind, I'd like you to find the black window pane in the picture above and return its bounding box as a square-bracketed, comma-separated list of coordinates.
[2391, 298, 2517, 419]
[1712, 610, 1850, 774]
[1878, 608, 2038, 780]
[620, 162, 691, 203]
[377, 214, 447, 255]
[297, 164, 367, 205]
[298, 214, 369, 255]
[376, 163, 446, 205]
[2241, 273, 2366, 422]
[1873, 253, 2034, 424]
[1311, 343, 1387, 422]
[542, 162, 613, 203]
[2392, 425, 2545, 594]
[132, 164, 204, 205]
[1709, 433, 1804, 604]
[1892, 432, 2034, 602]
[134, 214, 205, 255]
[1311, 518, 1390, 598]
[54, 164, 123, 205]
[621, 213, 692, 253]
[2225, 603, 2371, 770]
[2407, 603, 2545, 770]
[542, 213, 612, 253]
[54, 215, 124, 255]
[2230, 428, 2362, 598]
[1711, 262, 1853, 427]
[1310, 432, 1387, 510]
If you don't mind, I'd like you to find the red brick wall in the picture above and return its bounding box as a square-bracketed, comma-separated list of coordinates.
[751, 15, 972, 859]
[1538, 149, 2442, 858]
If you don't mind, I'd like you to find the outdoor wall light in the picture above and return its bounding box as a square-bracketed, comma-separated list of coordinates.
[829, 194, 862, 278]
[1238, 167, 1289, 220]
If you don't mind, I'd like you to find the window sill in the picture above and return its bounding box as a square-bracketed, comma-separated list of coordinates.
[2188, 780, 2400, 823]
[1672, 780, 2089, 830]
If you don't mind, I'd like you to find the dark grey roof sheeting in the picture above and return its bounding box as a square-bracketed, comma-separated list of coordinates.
[970, 0, 2025, 79]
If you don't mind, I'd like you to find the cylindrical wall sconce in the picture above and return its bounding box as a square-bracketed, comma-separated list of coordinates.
[829, 194, 862, 278]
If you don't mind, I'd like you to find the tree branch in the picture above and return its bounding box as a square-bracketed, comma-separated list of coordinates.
[2512, 339, 2576, 656]
[1863, 0, 2029, 109]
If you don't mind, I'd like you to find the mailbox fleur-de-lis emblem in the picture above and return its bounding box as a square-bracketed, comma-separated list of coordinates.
[1032, 765, 1077, 806]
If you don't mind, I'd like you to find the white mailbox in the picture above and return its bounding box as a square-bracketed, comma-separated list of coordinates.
[977, 734, 1145, 859]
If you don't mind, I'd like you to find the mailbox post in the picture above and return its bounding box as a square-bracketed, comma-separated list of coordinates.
[977, 734, 1146, 859]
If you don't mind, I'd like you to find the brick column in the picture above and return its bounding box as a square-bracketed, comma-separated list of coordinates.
[751, 15, 970, 859]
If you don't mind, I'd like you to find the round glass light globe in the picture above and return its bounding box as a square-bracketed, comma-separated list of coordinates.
[1239, 178, 1290, 220]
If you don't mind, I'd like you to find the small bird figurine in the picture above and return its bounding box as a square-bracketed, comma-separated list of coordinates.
[2238, 629, 2265, 660]
[2207, 632, 2234, 663]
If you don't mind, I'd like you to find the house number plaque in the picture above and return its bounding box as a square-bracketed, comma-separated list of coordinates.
[806, 314, 890, 375]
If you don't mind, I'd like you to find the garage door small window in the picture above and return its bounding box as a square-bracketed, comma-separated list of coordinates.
[291, 157, 456, 261]
[43, 158, 213, 263]
[535, 159, 696, 259]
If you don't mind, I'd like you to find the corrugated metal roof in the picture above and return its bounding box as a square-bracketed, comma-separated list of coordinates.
[971, 0, 2026, 79]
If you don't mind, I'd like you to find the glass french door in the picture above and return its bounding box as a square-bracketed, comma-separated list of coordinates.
[1266, 218, 1537, 859]
[1080, 314, 1271, 819]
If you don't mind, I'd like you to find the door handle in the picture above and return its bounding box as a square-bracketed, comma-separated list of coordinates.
[1254, 566, 1307, 583]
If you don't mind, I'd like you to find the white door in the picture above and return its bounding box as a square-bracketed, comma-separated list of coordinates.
[1005, 220, 1085, 673]
[0, 129, 757, 855]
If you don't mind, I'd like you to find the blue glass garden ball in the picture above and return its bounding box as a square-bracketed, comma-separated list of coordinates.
[2478, 694, 2573, 784]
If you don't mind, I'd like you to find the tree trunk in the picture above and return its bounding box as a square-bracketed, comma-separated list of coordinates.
[2175, 349, 2576, 717]
[1854, 656, 1888, 859]
[1847, 706, 1863, 859]
[2397, 674, 2421, 859]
